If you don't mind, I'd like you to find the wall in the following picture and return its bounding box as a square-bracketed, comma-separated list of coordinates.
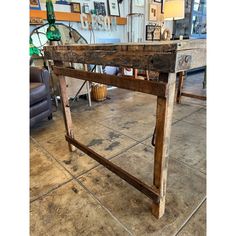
[30, 0, 129, 43]
[30, 0, 176, 43]
[127, 0, 173, 42]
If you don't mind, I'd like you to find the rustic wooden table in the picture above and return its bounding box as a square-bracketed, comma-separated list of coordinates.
[44, 39, 206, 219]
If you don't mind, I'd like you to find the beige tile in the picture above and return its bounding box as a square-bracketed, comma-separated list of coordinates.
[78, 143, 206, 236]
[141, 136, 153, 147]
[38, 123, 137, 177]
[37, 136, 98, 178]
[182, 108, 206, 128]
[71, 90, 156, 124]
[142, 120, 206, 174]
[30, 113, 65, 142]
[173, 104, 203, 122]
[169, 120, 206, 174]
[30, 180, 130, 236]
[97, 101, 203, 142]
[30, 141, 72, 201]
[98, 112, 156, 141]
[178, 201, 206, 236]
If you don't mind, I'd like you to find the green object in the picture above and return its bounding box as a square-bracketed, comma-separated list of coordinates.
[46, 0, 61, 41]
[29, 37, 40, 56]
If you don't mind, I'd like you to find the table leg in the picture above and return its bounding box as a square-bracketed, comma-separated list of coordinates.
[152, 72, 176, 218]
[176, 71, 185, 104]
[58, 74, 75, 152]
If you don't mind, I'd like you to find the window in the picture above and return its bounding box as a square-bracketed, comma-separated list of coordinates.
[191, 0, 206, 38]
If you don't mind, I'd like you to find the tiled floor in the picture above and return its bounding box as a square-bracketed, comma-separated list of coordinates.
[30, 72, 206, 235]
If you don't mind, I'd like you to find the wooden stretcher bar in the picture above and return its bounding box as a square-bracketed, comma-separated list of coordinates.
[66, 135, 160, 203]
[181, 92, 206, 100]
[53, 66, 167, 97]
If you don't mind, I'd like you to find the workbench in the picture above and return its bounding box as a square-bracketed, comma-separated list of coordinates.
[44, 39, 206, 219]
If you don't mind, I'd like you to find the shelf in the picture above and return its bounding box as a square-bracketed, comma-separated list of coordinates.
[30, 10, 127, 25]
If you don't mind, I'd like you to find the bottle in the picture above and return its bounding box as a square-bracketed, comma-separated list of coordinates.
[46, 0, 61, 41]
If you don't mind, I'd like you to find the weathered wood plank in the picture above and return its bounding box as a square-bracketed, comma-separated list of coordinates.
[44, 39, 206, 52]
[152, 72, 176, 218]
[54, 60, 75, 152]
[46, 51, 176, 72]
[44, 39, 206, 73]
[181, 92, 206, 100]
[53, 66, 168, 97]
[176, 71, 185, 103]
[65, 135, 160, 203]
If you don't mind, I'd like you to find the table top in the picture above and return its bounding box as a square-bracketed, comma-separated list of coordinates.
[44, 39, 206, 73]
[45, 39, 205, 52]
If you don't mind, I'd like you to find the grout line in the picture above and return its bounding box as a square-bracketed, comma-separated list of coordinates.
[175, 198, 206, 236]
[138, 138, 206, 176]
[31, 137, 134, 236]
[72, 133, 159, 180]
[30, 178, 73, 203]
[96, 120, 151, 144]
[74, 178, 134, 236]
[180, 119, 206, 130]
[171, 157, 206, 176]
[74, 141, 141, 179]
[172, 106, 204, 126]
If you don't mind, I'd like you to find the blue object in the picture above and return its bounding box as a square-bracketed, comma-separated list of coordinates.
[55, 0, 70, 5]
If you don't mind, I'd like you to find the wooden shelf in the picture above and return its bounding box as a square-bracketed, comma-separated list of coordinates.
[30, 10, 127, 25]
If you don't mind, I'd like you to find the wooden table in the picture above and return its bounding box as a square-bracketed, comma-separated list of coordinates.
[44, 39, 206, 219]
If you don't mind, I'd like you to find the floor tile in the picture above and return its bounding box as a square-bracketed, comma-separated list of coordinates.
[30, 180, 130, 236]
[78, 143, 206, 236]
[30, 112, 65, 142]
[142, 120, 206, 174]
[30, 140, 72, 201]
[172, 104, 203, 122]
[177, 201, 206, 236]
[169, 120, 206, 174]
[37, 123, 137, 178]
[181, 107, 206, 128]
[98, 112, 156, 142]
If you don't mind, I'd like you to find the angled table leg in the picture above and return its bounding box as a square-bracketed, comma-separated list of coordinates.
[58, 74, 75, 152]
[54, 60, 75, 152]
[152, 72, 176, 218]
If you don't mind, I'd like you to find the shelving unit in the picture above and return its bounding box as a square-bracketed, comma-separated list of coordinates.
[30, 10, 127, 25]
